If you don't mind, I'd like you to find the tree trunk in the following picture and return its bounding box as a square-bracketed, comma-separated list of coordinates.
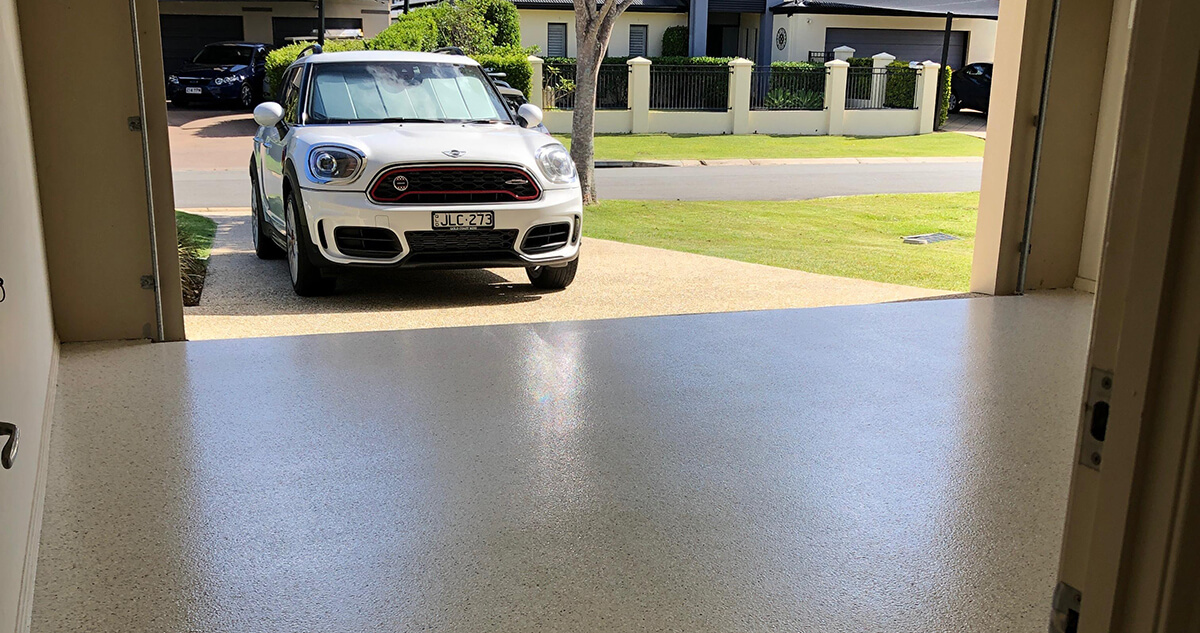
[571, 40, 602, 205]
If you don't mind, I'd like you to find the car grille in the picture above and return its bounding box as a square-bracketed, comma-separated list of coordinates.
[178, 77, 209, 87]
[405, 229, 519, 254]
[333, 226, 402, 259]
[369, 166, 540, 204]
[521, 223, 571, 254]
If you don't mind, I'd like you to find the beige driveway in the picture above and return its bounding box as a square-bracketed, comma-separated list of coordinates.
[183, 208, 950, 340]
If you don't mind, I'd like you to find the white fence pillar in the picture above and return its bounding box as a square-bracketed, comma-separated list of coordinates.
[832, 45, 855, 61]
[628, 56, 651, 134]
[527, 55, 544, 108]
[916, 60, 941, 134]
[825, 59, 848, 136]
[870, 52, 894, 106]
[730, 57, 753, 134]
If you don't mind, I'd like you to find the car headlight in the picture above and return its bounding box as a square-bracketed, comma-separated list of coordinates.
[307, 146, 363, 183]
[168, 75, 179, 84]
[225, 75, 243, 84]
[213, 77, 224, 85]
[535, 144, 577, 184]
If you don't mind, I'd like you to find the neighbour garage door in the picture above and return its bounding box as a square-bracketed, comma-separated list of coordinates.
[160, 15, 245, 80]
[825, 28, 967, 69]
[271, 17, 364, 48]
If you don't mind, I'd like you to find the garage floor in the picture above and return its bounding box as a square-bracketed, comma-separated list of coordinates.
[34, 292, 1092, 632]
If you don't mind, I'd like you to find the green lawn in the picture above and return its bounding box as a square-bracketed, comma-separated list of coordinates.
[175, 210, 217, 259]
[555, 133, 985, 161]
[583, 193, 978, 291]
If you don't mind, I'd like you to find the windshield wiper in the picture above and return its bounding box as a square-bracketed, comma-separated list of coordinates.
[313, 117, 446, 124]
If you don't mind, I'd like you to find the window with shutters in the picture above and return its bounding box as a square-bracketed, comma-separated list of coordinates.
[629, 24, 648, 57]
[547, 23, 568, 57]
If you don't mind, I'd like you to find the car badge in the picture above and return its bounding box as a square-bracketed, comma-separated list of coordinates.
[443, 149, 466, 158]
[392, 175, 410, 191]
[505, 178, 527, 186]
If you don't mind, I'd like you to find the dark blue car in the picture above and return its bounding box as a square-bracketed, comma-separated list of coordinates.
[168, 42, 271, 109]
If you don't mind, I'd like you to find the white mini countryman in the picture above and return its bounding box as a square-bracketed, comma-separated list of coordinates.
[249, 48, 582, 296]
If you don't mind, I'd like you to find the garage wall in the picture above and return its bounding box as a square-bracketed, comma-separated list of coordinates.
[518, 9, 688, 58]
[777, 13, 997, 66]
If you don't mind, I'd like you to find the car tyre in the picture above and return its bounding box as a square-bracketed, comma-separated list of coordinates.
[250, 165, 283, 259]
[526, 257, 578, 290]
[948, 93, 961, 113]
[285, 190, 336, 297]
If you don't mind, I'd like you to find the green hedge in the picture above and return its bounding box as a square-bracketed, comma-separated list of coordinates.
[661, 26, 688, 57]
[466, 0, 521, 48]
[474, 50, 532, 94]
[370, 11, 439, 52]
[770, 61, 825, 70]
[883, 60, 916, 109]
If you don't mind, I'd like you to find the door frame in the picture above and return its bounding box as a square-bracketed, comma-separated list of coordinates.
[1054, 0, 1200, 628]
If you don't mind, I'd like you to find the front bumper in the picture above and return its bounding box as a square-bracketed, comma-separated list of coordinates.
[169, 81, 243, 102]
[298, 186, 584, 269]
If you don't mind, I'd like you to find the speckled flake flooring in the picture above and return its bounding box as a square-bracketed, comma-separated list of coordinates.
[34, 292, 1092, 633]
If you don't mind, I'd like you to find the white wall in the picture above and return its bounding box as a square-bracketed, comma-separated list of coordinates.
[158, 0, 391, 41]
[518, 9, 687, 57]
[777, 13, 998, 65]
[0, 0, 58, 631]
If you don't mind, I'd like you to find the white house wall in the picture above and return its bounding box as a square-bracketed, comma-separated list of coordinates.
[775, 13, 997, 65]
[518, 9, 687, 57]
[157, 0, 390, 43]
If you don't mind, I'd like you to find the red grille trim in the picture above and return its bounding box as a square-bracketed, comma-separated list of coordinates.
[368, 165, 542, 204]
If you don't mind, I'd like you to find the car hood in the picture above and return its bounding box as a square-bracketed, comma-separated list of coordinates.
[178, 63, 249, 77]
[289, 122, 564, 191]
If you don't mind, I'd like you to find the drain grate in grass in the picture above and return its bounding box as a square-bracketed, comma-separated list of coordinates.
[903, 232, 960, 245]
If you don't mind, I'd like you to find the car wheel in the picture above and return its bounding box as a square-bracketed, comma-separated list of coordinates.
[948, 93, 961, 113]
[285, 191, 336, 296]
[250, 166, 283, 259]
[239, 83, 254, 110]
[526, 257, 579, 290]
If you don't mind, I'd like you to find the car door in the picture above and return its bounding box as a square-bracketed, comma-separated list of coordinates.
[959, 64, 990, 111]
[261, 65, 302, 228]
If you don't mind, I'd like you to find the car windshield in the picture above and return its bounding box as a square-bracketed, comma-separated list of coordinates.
[193, 45, 254, 65]
[306, 61, 511, 124]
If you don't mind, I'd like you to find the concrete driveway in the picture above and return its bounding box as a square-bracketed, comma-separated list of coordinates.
[184, 208, 949, 340]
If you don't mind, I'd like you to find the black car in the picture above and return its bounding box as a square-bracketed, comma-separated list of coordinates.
[167, 42, 271, 109]
[950, 62, 992, 113]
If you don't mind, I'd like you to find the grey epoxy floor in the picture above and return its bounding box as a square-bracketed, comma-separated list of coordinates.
[35, 292, 1092, 632]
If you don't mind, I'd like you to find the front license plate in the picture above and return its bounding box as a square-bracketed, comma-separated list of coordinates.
[432, 212, 494, 230]
[185, 87, 202, 94]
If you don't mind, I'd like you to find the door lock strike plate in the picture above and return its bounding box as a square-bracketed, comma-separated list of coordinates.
[1079, 367, 1112, 471]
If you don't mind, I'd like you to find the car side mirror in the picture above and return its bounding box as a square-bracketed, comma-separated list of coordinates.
[517, 103, 543, 129]
[254, 102, 284, 128]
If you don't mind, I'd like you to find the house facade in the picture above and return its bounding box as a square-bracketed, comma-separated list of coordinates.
[473, 0, 997, 66]
[157, 0, 391, 78]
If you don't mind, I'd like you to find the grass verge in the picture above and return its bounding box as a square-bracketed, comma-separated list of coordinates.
[582, 193, 978, 291]
[176, 210, 217, 306]
[554, 133, 985, 161]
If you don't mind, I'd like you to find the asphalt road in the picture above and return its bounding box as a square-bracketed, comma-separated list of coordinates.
[173, 161, 982, 208]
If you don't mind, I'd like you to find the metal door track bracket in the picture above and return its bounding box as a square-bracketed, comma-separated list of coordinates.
[1050, 581, 1081, 633]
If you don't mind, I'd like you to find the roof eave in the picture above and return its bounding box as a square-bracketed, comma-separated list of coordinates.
[769, 4, 997, 19]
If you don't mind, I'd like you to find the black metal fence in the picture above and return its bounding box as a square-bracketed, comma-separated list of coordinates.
[543, 62, 629, 110]
[808, 51, 833, 63]
[844, 66, 921, 110]
[649, 65, 730, 111]
[749, 66, 827, 111]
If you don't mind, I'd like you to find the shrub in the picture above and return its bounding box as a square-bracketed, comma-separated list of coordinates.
[661, 26, 688, 57]
[883, 60, 917, 109]
[938, 66, 952, 128]
[464, 0, 521, 48]
[370, 11, 439, 52]
[770, 61, 825, 70]
[764, 88, 823, 110]
[265, 39, 367, 96]
[475, 49, 533, 94]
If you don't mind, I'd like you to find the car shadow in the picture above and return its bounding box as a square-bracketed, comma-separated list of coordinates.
[188, 211, 551, 318]
[168, 105, 258, 138]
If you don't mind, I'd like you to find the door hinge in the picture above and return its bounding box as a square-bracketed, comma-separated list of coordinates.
[1050, 581, 1081, 633]
[128, 116, 143, 132]
[140, 275, 156, 290]
[1079, 367, 1113, 471]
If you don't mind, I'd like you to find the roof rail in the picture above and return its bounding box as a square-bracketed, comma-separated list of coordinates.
[433, 46, 466, 56]
[298, 43, 323, 58]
